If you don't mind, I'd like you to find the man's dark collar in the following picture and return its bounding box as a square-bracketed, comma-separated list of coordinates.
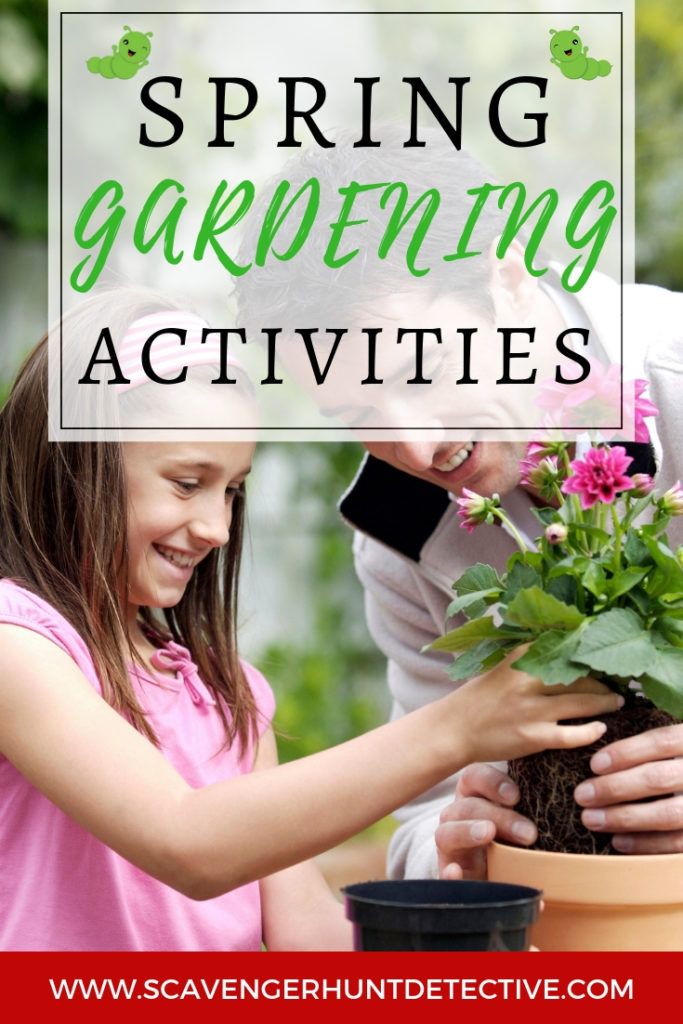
[339, 454, 450, 562]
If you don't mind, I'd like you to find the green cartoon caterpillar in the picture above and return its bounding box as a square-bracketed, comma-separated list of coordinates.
[549, 27, 611, 80]
[87, 26, 153, 80]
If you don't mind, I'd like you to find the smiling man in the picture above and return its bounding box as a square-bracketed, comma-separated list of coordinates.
[235, 130, 683, 879]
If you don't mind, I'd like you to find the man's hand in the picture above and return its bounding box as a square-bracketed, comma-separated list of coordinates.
[436, 763, 538, 879]
[575, 723, 683, 853]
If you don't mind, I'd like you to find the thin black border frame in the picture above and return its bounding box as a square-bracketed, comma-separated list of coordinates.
[57, 8, 626, 434]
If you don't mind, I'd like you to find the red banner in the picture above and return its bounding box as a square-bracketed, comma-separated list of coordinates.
[0, 952, 674, 1022]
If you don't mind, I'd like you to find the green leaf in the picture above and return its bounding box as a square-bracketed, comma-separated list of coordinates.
[453, 563, 502, 594]
[548, 553, 592, 578]
[574, 608, 655, 677]
[624, 528, 651, 567]
[449, 563, 503, 619]
[511, 627, 590, 686]
[571, 522, 611, 544]
[506, 550, 544, 574]
[530, 506, 557, 526]
[606, 566, 649, 599]
[651, 617, 683, 647]
[581, 561, 608, 598]
[626, 586, 651, 616]
[445, 640, 510, 681]
[503, 561, 542, 601]
[428, 616, 501, 653]
[557, 499, 574, 525]
[446, 588, 501, 620]
[641, 535, 683, 598]
[648, 568, 683, 602]
[640, 517, 671, 539]
[546, 574, 578, 606]
[496, 625, 536, 642]
[624, 494, 654, 525]
[505, 586, 585, 632]
[654, 607, 683, 621]
[640, 646, 683, 716]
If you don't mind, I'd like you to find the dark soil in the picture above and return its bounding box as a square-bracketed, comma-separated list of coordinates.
[507, 698, 679, 854]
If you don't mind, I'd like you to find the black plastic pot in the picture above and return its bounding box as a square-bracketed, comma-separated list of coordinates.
[343, 879, 542, 951]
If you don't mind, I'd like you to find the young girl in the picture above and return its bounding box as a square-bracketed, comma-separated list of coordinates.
[0, 290, 621, 951]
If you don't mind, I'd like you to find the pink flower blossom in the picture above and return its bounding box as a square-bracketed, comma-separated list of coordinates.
[524, 441, 549, 463]
[534, 366, 659, 443]
[633, 380, 659, 444]
[456, 488, 497, 533]
[561, 445, 634, 509]
[523, 439, 569, 462]
[534, 360, 621, 434]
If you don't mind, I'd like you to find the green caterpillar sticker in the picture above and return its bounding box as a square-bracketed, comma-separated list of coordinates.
[87, 26, 153, 80]
[549, 26, 611, 80]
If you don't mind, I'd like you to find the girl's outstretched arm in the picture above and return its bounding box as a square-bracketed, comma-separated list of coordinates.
[0, 625, 620, 900]
[254, 729, 354, 951]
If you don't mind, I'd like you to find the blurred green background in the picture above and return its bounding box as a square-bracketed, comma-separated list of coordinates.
[1, 0, 681, 775]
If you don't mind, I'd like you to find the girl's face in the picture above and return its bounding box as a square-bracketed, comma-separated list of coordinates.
[122, 442, 254, 619]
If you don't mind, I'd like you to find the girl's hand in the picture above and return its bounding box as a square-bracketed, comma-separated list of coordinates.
[452, 650, 624, 766]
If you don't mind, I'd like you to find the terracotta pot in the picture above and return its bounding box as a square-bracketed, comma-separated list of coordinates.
[487, 840, 683, 951]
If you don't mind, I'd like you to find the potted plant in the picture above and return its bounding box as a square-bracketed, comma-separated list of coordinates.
[429, 384, 683, 950]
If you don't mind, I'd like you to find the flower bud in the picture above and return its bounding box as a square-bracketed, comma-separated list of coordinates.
[520, 455, 560, 499]
[455, 488, 499, 534]
[524, 439, 570, 461]
[545, 523, 568, 545]
[659, 481, 683, 516]
[630, 473, 655, 498]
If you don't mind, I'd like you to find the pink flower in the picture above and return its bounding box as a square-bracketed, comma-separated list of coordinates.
[633, 380, 659, 444]
[659, 481, 683, 516]
[523, 439, 569, 462]
[534, 360, 621, 434]
[561, 445, 634, 509]
[524, 441, 549, 463]
[534, 366, 659, 443]
[456, 488, 497, 533]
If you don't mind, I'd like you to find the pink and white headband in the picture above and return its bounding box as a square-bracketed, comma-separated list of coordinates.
[114, 310, 248, 393]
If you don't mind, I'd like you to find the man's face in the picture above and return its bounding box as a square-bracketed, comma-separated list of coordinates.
[347, 277, 557, 498]
[273, 246, 565, 492]
[363, 437, 529, 499]
[329, 282, 548, 498]
[304, 289, 537, 437]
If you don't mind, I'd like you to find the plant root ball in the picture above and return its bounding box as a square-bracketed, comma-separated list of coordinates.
[507, 699, 679, 855]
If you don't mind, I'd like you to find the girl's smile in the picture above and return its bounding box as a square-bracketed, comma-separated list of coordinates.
[153, 543, 204, 571]
[123, 442, 254, 622]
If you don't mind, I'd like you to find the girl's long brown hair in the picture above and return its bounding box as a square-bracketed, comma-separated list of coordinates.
[0, 288, 258, 751]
